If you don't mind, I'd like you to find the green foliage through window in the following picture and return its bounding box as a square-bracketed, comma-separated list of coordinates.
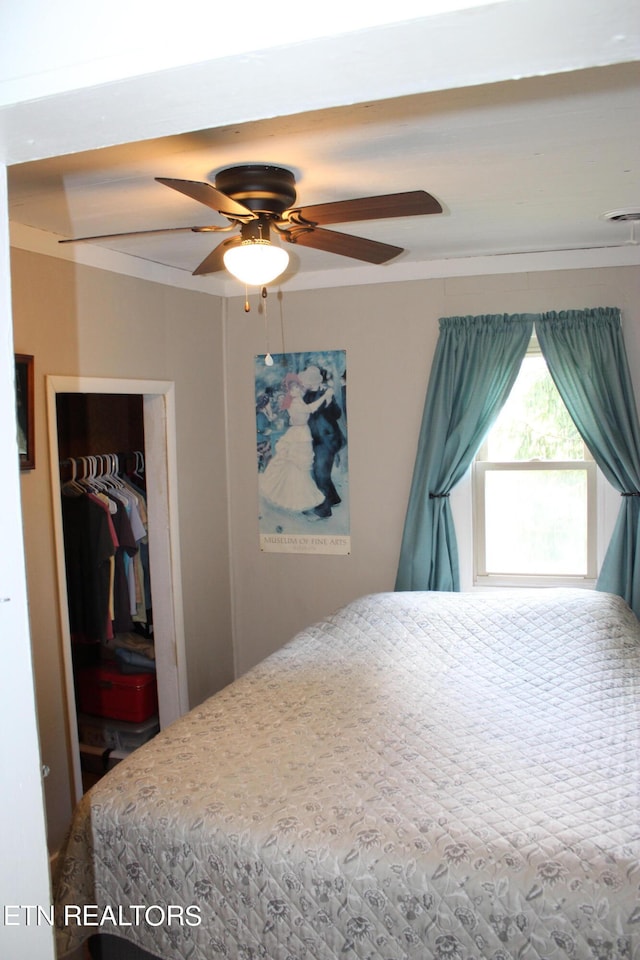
[486, 354, 585, 461]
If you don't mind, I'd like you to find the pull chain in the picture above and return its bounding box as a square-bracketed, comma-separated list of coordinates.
[262, 287, 274, 365]
[278, 289, 286, 358]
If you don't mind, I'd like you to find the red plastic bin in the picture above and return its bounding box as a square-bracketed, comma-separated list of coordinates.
[76, 665, 158, 723]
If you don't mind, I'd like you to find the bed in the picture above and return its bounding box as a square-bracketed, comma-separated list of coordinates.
[54, 589, 640, 960]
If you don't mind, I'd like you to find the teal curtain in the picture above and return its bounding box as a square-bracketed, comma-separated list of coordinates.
[395, 314, 534, 592]
[535, 307, 640, 617]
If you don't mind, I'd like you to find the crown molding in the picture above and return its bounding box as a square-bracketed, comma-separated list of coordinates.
[10, 221, 640, 298]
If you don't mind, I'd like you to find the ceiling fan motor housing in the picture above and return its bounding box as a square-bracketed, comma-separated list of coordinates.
[214, 165, 297, 217]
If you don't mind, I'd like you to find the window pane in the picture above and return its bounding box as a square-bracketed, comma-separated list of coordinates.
[484, 470, 588, 575]
[486, 355, 584, 461]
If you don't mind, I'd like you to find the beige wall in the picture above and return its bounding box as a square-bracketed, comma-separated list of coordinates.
[225, 266, 640, 675]
[10, 248, 640, 854]
[10, 248, 234, 852]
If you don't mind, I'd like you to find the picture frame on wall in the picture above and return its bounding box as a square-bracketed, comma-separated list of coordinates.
[255, 349, 350, 555]
[15, 353, 35, 470]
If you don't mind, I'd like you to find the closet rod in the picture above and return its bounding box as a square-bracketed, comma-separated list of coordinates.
[59, 451, 145, 468]
[59, 451, 145, 478]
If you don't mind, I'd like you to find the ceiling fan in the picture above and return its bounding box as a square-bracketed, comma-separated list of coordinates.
[60, 164, 443, 284]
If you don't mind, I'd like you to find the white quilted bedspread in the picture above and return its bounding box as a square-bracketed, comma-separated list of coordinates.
[55, 589, 640, 960]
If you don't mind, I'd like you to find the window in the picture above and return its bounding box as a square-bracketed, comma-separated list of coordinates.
[473, 337, 597, 585]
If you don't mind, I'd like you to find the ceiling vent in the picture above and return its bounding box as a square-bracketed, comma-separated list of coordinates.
[601, 208, 640, 245]
[601, 208, 640, 222]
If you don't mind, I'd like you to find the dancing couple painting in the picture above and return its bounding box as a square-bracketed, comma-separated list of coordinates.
[256, 350, 349, 554]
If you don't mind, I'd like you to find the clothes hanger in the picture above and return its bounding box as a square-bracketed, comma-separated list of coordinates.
[88, 456, 105, 492]
[133, 451, 145, 479]
[111, 453, 126, 489]
[77, 456, 92, 491]
[61, 458, 85, 496]
[100, 453, 121, 491]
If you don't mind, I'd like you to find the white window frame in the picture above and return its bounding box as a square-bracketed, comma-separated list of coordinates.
[473, 339, 598, 588]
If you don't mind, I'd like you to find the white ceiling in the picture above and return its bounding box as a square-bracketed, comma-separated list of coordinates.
[5, 2, 640, 295]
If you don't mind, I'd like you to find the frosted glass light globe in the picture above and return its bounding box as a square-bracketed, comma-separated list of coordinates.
[223, 240, 289, 286]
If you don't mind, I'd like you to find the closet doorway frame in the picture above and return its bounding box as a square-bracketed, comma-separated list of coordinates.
[46, 375, 189, 803]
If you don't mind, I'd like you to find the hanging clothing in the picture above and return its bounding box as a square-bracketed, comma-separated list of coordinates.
[60, 453, 153, 644]
[62, 492, 116, 644]
[110, 498, 138, 633]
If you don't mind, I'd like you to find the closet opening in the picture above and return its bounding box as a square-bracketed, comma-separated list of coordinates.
[47, 377, 189, 803]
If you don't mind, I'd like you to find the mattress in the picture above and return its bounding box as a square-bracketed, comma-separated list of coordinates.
[54, 589, 640, 960]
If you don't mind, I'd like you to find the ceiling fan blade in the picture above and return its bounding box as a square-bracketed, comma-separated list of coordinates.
[58, 224, 233, 244]
[192, 236, 242, 276]
[285, 226, 403, 264]
[291, 190, 442, 226]
[156, 178, 255, 220]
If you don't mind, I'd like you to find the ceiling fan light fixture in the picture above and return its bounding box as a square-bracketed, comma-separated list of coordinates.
[223, 238, 289, 286]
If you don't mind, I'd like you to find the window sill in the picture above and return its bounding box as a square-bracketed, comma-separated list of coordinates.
[473, 576, 597, 590]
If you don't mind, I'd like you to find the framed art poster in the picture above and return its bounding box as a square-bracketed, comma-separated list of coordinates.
[15, 353, 35, 471]
[255, 350, 350, 554]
